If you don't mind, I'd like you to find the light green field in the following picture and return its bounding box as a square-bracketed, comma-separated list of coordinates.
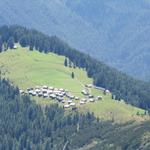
[0, 46, 91, 97]
[0, 46, 147, 122]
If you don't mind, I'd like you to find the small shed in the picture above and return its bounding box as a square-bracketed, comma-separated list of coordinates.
[38, 92, 43, 97]
[80, 101, 85, 105]
[13, 45, 18, 49]
[49, 87, 54, 90]
[43, 93, 49, 98]
[68, 100, 73, 104]
[97, 96, 102, 100]
[75, 97, 79, 100]
[64, 104, 70, 109]
[43, 85, 48, 89]
[89, 99, 95, 102]
[81, 90, 88, 95]
[89, 95, 94, 98]
[32, 92, 36, 96]
[19, 90, 24, 94]
[50, 94, 56, 99]
[70, 102, 76, 106]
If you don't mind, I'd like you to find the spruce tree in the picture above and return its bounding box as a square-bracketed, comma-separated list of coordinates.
[3, 42, 8, 51]
[7, 37, 14, 49]
[71, 72, 75, 79]
[0, 36, 3, 52]
[64, 58, 68, 67]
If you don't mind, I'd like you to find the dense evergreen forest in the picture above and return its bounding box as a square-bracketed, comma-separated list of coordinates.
[0, 25, 150, 110]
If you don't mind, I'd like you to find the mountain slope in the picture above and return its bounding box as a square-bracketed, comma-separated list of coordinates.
[0, 78, 150, 150]
[0, 46, 145, 122]
[1, 0, 150, 81]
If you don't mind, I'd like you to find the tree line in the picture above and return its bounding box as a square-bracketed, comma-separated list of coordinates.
[0, 25, 150, 110]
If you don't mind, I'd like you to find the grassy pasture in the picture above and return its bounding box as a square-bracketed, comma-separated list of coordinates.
[0, 46, 147, 122]
[0, 47, 91, 97]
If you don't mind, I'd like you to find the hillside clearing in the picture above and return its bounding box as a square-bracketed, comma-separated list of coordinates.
[0, 46, 147, 122]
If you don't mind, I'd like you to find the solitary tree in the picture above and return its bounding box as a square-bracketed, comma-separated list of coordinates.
[3, 42, 8, 51]
[0, 36, 2, 52]
[64, 58, 68, 67]
[7, 37, 14, 49]
[71, 72, 75, 79]
[103, 90, 106, 95]
[29, 44, 34, 51]
[19, 36, 28, 47]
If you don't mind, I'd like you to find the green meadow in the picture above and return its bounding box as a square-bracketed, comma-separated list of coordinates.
[0, 46, 91, 96]
[0, 46, 147, 122]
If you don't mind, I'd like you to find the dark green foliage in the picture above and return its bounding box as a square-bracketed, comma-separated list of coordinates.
[0, 25, 150, 110]
[64, 58, 68, 67]
[20, 36, 29, 47]
[73, 63, 76, 69]
[0, 36, 2, 52]
[3, 42, 8, 51]
[7, 36, 14, 49]
[71, 72, 74, 79]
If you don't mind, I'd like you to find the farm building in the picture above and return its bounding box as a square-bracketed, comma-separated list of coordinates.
[75, 97, 79, 100]
[70, 102, 76, 106]
[89, 95, 94, 98]
[89, 99, 95, 102]
[80, 101, 85, 105]
[13, 45, 18, 49]
[97, 96, 102, 100]
[85, 84, 93, 88]
[43, 93, 49, 98]
[64, 104, 70, 109]
[81, 90, 89, 95]
[43, 85, 48, 89]
[68, 100, 73, 104]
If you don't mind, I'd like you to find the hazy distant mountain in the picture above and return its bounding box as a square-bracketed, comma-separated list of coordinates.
[1, 0, 150, 81]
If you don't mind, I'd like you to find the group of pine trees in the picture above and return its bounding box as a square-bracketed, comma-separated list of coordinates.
[64, 58, 75, 79]
[0, 35, 14, 52]
[0, 25, 150, 110]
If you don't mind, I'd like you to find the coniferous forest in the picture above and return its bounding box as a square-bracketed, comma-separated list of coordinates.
[0, 25, 150, 110]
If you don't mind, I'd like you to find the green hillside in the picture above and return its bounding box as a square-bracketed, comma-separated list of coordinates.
[0, 46, 91, 96]
[1, 0, 150, 81]
[0, 46, 147, 122]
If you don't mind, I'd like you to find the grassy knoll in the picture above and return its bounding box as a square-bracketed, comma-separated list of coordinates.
[0, 46, 147, 122]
